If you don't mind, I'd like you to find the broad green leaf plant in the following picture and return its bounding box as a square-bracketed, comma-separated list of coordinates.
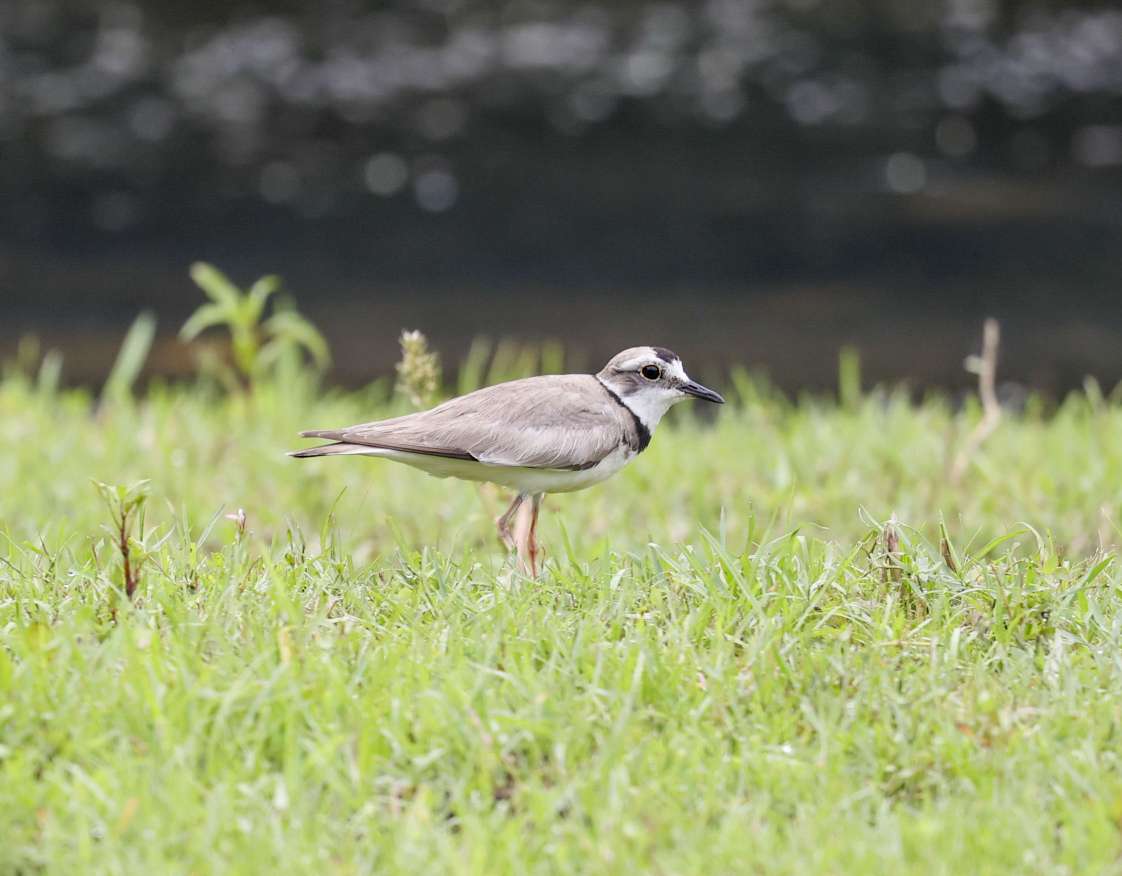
[180, 262, 330, 389]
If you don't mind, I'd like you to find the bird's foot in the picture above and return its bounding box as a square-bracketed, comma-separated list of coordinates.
[496, 520, 516, 551]
[495, 493, 526, 552]
[527, 543, 544, 578]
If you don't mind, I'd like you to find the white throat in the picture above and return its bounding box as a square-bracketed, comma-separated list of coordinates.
[599, 378, 681, 431]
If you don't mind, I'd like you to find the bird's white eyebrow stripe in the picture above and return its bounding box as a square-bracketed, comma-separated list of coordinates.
[667, 359, 689, 382]
[609, 346, 683, 375]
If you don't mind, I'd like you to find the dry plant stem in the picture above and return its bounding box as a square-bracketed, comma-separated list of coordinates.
[118, 508, 140, 599]
[940, 535, 959, 573]
[950, 318, 1001, 485]
[882, 517, 901, 583]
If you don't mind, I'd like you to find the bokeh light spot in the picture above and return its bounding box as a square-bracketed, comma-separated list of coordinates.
[363, 153, 409, 196]
[885, 152, 927, 193]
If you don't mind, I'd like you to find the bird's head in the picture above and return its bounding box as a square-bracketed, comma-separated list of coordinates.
[596, 346, 725, 429]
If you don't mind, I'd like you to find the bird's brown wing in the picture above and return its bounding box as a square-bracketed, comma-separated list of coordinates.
[299, 374, 636, 470]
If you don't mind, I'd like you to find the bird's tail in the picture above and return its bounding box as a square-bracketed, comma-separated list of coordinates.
[288, 442, 374, 458]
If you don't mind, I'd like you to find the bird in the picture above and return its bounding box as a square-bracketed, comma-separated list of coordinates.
[290, 346, 724, 576]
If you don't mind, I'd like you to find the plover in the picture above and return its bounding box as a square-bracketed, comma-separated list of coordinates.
[291, 346, 724, 575]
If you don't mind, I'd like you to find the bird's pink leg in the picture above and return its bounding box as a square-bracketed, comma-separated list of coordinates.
[528, 494, 544, 576]
[495, 493, 525, 551]
[511, 494, 540, 577]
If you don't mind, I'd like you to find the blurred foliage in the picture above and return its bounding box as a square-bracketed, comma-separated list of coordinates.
[180, 262, 330, 390]
[2, 0, 1120, 233]
[102, 311, 156, 405]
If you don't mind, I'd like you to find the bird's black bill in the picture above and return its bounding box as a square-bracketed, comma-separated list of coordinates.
[681, 381, 725, 404]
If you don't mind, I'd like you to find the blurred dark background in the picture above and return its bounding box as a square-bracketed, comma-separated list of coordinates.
[2, 0, 1122, 391]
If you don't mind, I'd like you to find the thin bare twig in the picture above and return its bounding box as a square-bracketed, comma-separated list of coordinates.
[950, 318, 1001, 485]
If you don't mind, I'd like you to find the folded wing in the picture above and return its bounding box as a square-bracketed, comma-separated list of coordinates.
[298, 374, 632, 471]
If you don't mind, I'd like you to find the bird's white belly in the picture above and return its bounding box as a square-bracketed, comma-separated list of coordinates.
[365, 444, 637, 494]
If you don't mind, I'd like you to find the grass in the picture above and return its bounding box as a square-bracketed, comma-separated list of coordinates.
[3, 362, 1122, 874]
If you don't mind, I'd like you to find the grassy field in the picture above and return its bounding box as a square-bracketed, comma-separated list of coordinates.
[4, 357, 1122, 874]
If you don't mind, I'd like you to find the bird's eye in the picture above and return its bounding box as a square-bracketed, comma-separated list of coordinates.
[641, 364, 661, 380]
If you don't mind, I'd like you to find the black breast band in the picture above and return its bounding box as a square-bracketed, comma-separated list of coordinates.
[599, 382, 652, 453]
